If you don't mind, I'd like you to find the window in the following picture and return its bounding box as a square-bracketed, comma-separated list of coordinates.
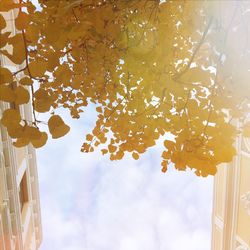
[19, 172, 29, 212]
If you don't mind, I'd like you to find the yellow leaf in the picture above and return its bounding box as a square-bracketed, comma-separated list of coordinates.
[180, 67, 211, 85]
[99, 136, 107, 144]
[116, 150, 124, 159]
[202, 164, 217, 176]
[161, 161, 168, 173]
[7, 124, 24, 138]
[48, 115, 70, 139]
[43, 23, 61, 43]
[71, 75, 83, 89]
[207, 165, 217, 176]
[86, 134, 93, 141]
[0, 85, 16, 102]
[81, 142, 90, 152]
[5, 34, 26, 64]
[163, 140, 175, 150]
[13, 137, 30, 148]
[14, 86, 30, 105]
[108, 144, 117, 153]
[214, 145, 236, 163]
[161, 151, 171, 159]
[15, 11, 29, 30]
[0, 67, 13, 84]
[24, 126, 42, 140]
[1, 108, 21, 127]
[34, 89, 52, 112]
[132, 152, 139, 160]
[31, 132, 48, 148]
[101, 149, 108, 155]
[96, 106, 102, 113]
[0, 1, 27, 12]
[34, 99, 51, 112]
[29, 60, 47, 78]
[19, 77, 33, 86]
[0, 32, 11, 48]
[0, 14, 6, 30]
[34, 88, 48, 99]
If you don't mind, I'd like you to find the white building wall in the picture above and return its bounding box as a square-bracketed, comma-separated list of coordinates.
[211, 132, 250, 250]
[0, 8, 42, 250]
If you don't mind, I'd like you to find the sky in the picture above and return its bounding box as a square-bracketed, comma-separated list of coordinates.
[28, 1, 214, 249]
[36, 108, 214, 250]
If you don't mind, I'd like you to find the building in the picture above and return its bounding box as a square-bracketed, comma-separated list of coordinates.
[0, 8, 42, 250]
[211, 133, 250, 249]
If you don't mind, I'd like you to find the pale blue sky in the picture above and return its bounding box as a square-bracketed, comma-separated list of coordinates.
[36, 108, 213, 250]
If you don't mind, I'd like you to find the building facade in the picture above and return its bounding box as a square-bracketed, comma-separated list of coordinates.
[0, 8, 42, 250]
[211, 133, 250, 249]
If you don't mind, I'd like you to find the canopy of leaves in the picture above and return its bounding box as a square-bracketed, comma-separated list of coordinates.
[1, 0, 250, 177]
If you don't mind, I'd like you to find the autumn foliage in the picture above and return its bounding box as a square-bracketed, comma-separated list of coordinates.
[1, 0, 250, 176]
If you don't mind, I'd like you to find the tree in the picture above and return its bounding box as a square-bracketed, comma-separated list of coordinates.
[1, 0, 250, 177]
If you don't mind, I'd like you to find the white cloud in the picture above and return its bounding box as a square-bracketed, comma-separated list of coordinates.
[37, 109, 213, 250]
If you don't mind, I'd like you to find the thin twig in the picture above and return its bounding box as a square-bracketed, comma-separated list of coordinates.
[173, 16, 214, 81]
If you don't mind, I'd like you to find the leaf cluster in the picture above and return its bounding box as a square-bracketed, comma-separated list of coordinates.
[1, 0, 250, 176]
